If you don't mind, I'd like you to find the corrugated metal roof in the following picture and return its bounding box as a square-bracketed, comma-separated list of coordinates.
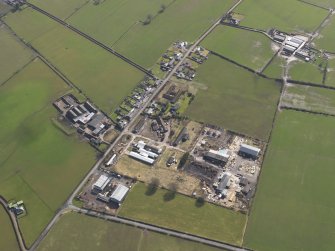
[240, 144, 260, 157]
[129, 151, 155, 164]
[110, 184, 129, 203]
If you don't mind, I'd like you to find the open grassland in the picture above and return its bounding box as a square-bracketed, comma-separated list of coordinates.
[37, 212, 227, 251]
[315, 15, 335, 53]
[0, 25, 34, 85]
[262, 55, 285, 79]
[4, 8, 144, 114]
[282, 84, 335, 115]
[234, 0, 328, 33]
[244, 110, 335, 251]
[0, 59, 96, 247]
[202, 25, 275, 71]
[186, 55, 281, 141]
[119, 183, 247, 246]
[111, 0, 237, 68]
[326, 58, 335, 86]
[288, 60, 324, 84]
[305, 0, 335, 8]
[0, 205, 20, 251]
[29, 0, 88, 20]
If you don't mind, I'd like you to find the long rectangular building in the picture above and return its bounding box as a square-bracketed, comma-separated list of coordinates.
[110, 184, 129, 204]
[129, 151, 155, 164]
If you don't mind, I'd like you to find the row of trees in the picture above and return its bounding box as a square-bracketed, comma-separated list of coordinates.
[143, 4, 166, 25]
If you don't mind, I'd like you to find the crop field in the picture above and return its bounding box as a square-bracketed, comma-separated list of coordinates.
[37, 212, 227, 251]
[262, 55, 285, 79]
[202, 25, 275, 71]
[326, 58, 335, 86]
[119, 183, 247, 246]
[0, 25, 34, 85]
[288, 60, 324, 84]
[281, 84, 335, 115]
[111, 0, 237, 68]
[29, 0, 89, 20]
[315, 15, 335, 53]
[186, 55, 281, 141]
[234, 0, 328, 33]
[244, 110, 335, 251]
[4, 8, 144, 114]
[0, 59, 96, 247]
[0, 205, 20, 251]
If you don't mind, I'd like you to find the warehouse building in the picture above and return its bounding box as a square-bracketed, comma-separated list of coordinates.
[129, 151, 155, 165]
[92, 175, 111, 192]
[204, 149, 230, 166]
[217, 174, 231, 195]
[110, 184, 130, 205]
[239, 144, 261, 159]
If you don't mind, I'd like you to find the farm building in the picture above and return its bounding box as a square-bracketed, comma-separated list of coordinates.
[173, 127, 189, 146]
[92, 175, 111, 192]
[105, 154, 116, 166]
[204, 149, 230, 166]
[239, 144, 260, 159]
[274, 34, 286, 43]
[217, 174, 231, 194]
[128, 151, 155, 165]
[110, 184, 130, 204]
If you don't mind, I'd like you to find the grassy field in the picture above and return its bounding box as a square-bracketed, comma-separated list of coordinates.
[0, 25, 34, 85]
[326, 58, 335, 86]
[244, 110, 335, 251]
[37, 212, 227, 251]
[262, 55, 286, 79]
[202, 25, 275, 71]
[282, 84, 335, 115]
[29, 0, 88, 20]
[4, 8, 144, 114]
[234, 0, 328, 33]
[111, 0, 237, 68]
[288, 60, 324, 84]
[0, 59, 96, 247]
[119, 183, 247, 246]
[315, 15, 335, 53]
[305, 0, 335, 8]
[186, 55, 281, 141]
[0, 205, 20, 251]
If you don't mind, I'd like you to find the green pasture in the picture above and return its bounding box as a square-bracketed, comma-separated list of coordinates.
[5, 8, 144, 114]
[119, 183, 247, 246]
[112, 0, 237, 68]
[244, 110, 335, 251]
[0, 205, 20, 251]
[304, 0, 335, 8]
[326, 58, 335, 86]
[235, 0, 328, 33]
[282, 84, 335, 115]
[288, 60, 324, 84]
[186, 55, 281, 141]
[0, 25, 34, 85]
[315, 15, 335, 53]
[202, 25, 275, 71]
[37, 212, 227, 251]
[0, 59, 96, 247]
[262, 55, 286, 79]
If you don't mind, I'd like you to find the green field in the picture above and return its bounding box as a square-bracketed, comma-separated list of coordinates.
[262, 55, 286, 79]
[244, 110, 335, 251]
[282, 84, 335, 115]
[305, 0, 335, 8]
[0, 59, 96, 247]
[315, 15, 335, 53]
[235, 0, 328, 33]
[29, 0, 88, 20]
[119, 183, 247, 246]
[288, 60, 324, 84]
[326, 58, 335, 86]
[37, 212, 227, 251]
[186, 55, 281, 141]
[202, 25, 275, 71]
[0, 205, 20, 251]
[0, 25, 34, 85]
[4, 8, 144, 114]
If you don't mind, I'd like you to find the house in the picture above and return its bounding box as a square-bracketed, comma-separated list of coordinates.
[239, 144, 261, 159]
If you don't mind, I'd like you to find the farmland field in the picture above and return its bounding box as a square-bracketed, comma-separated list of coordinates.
[281, 84, 335, 115]
[0, 25, 34, 85]
[315, 15, 335, 53]
[4, 8, 144, 114]
[186, 55, 281, 141]
[234, 0, 328, 33]
[326, 58, 335, 86]
[244, 110, 335, 251]
[37, 212, 227, 251]
[202, 25, 275, 71]
[305, 0, 335, 8]
[0, 59, 96, 247]
[262, 55, 285, 79]
[119, 183, 247, 246]
[288, 60, 324, 84]
[0, 205, 20, 251]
